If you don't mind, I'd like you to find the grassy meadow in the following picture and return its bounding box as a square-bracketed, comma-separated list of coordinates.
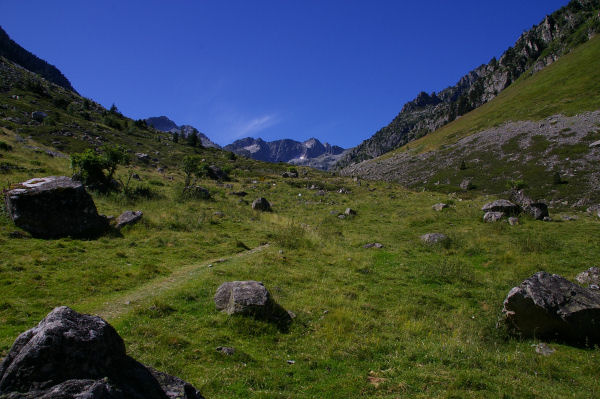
[1, 128, 600, 398]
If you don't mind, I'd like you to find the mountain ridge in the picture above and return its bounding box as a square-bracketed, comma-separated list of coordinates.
[0, 26, 76, 93]
[336, 0, 600, 169]
[146, 115, 220, 148]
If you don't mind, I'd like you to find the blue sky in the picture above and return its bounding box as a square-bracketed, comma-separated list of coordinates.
[2, 0, 569, 147]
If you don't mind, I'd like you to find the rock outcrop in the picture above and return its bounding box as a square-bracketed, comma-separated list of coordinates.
[481, 200, 520, 215]
[510, 190, 549, 220]
[0, 306, 203, 398]
[4, 176, 109, 238]
[499, 271, 600, 346]
[420, 233, 448, 245]
[576, 267, 600, 289]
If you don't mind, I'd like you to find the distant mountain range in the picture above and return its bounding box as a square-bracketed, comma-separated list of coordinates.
[224, 137, 346, 170]
[0, 26, 76, 92]
[145, 116, 220, 148]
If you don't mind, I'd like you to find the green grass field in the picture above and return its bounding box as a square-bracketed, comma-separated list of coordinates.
[1, 127, 599, 398]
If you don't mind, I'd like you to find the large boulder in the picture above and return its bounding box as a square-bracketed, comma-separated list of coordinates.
[499, 271, 600, 346]
[0, 306, 203, 399]
[214, 281, 291, 327]
[252, 197, 271, 212]
[510, 190, 549, 220]
[481, 199, 520, 215]
[4, 176, 109, 238]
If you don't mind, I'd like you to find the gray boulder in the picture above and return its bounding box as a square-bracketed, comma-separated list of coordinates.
[420, 233, 448, 245]
[4, 176, 109, 238]
[214, 281, 291, 328]
[481, 199, 520, 215]
[510, 190, 549, 220]
[576, 267, 600, 290]
[207, 165, 228, 181]
[499, 271, 600, 346]
[483, 211, 504, 222]
[252, 197, 271, 211]
[344, 208, 356, 216]
[115, 210, 143, 229]
[363, 243, 384, 249]
[432, 203, 448, 211]
[508, 217, 520, 226]
[460, 178, 473, 190]
[31, 111, 47, 122]
[0, 306, 203, 399]
[589, 140, 600, 148]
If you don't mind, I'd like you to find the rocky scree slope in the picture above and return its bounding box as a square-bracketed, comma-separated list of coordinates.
[146, 116, 220, 148]
[336, 0, 600, 168]
[341, 111, 600, 206]
[224, 137, 346, 170]
[0, 26, 76, 93]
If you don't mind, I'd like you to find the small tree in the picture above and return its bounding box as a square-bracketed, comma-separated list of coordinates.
[187, 130, 198, 147]
[173, 132, 179, 143]
[182, 155, 201, 186]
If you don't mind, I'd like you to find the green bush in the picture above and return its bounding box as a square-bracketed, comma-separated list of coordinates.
[70, 145, 129, 189]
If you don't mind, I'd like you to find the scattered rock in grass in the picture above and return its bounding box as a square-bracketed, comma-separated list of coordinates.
[483, 211, 504, 222]
[364, 243, 384, 249]
[589, 139, 600, 148]
[287, 360, 295, 365]
[499, 271, 600, 346]
[432, 203, 448, 211]
[481, 200, 520, 215]
[131, 173, 141, 180]
[460, 178, 474, 190]
[4, 176, 109, 238]
[508, 217, 519, 225]
[207, 165, 228, 181]
[420, 233, 448, 245]
[534, 342, 555, 356]
[338, 214, 346, 219]
[576, 267, 600, 289]
[316, 190, 326, 196]
[136, 152, 150, 162]
[0, 306, 204, 398]
[213, 211, 225, 218]
[561, 215, 578, 221]
[281, 171, 298, 178]
[510, 190, 549, 220]
[586, 205, 600, 218]
[214, 281, 292, 329]
[115, 210, 143, 229]
[344, 208, 356, 216]
[216, 346, 235, 355]
[183, 185, 210, 199]
[338, 188, 350, 194]
[230, 191, 247, 197]
[543, 216, 552, 222]
[30, 111, 47, 122]
[252, 197, 271, 211]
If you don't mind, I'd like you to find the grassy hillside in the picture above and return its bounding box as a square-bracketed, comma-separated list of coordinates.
[1, 124, 600, 398]
[386, 34, 600, 156]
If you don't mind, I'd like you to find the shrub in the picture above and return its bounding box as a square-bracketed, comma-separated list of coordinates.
[70, 145, 129, 189]
[0, 141, 13, 151]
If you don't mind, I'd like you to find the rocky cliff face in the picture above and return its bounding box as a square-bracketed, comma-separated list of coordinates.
[336, 0, 600, 168]
[146, 116, 220, 148]
[0, 26, 76, 93]
[224, 137, 346, 170]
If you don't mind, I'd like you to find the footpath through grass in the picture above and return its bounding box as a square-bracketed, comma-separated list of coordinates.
[1, 130, 599, 398]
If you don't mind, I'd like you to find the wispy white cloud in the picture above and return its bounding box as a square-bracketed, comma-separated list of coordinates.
[233, 114, 279, 137]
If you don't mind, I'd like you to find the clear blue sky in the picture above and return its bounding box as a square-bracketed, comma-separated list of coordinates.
[2, 0, 569, 147]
